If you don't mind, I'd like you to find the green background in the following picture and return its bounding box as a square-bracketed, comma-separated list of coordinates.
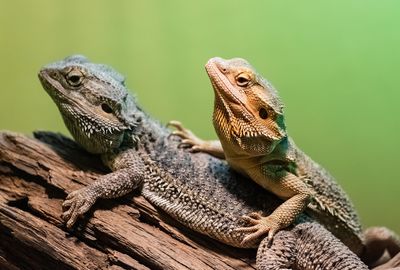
[1, 1, 399, 234]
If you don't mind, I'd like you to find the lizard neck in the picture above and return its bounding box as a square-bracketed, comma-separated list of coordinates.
[224, 137, 296, 171]
[101, 106, 170, 164]
[127, 108, 170, 150]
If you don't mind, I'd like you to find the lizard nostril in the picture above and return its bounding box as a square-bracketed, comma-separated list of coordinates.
[48, 71, 58, 78]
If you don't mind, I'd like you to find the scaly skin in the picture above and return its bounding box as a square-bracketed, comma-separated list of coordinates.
[38, 55, 398, 269]
[169, 57, 400, 264]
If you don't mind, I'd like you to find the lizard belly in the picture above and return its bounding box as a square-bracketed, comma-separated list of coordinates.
[226, 157, 297, 200]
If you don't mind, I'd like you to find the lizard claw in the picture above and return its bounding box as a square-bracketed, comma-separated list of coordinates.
[167, 120, 205, 151]
[167, 120, 185, 131]
[61, 187, 96, 229]
[234, 212, 280, 246]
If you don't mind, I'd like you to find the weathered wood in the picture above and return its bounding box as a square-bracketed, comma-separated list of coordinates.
[0, 131, 256, 270]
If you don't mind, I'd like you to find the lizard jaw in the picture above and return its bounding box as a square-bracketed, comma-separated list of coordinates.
[38, 69, 70, 103]
[205, 57, 262, 134]
[205, 57, 247, 107]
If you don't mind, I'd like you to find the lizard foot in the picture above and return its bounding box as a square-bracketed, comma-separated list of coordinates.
[167, 120, 206, 152]
[234, 212, 281, 246]
[61, 188, 96, 229]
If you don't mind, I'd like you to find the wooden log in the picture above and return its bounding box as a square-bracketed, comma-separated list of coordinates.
[0, 131, 256, 270]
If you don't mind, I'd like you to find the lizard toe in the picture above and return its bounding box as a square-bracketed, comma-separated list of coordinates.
[236, 213, 283, 246]
[241, 213, 263, 225]
[65, 190, 79, 200]
[171, 130, 186, 138]
[241, 225, 271, 245]
[234, 225, 260, 233]
[61, 201, 76, 222]
[166, 120, 183, 130]
[78, 202, 93, 216]
[62, 198, 73, 209]
[66, 209, 80, 229]
[247, 212, 263, 220]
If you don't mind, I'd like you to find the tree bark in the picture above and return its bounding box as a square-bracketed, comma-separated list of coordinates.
[0, 131, 256, 270]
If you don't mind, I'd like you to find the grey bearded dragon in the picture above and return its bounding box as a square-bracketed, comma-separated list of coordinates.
[38, 55, 399, 269]
[169, 57, 400, 263]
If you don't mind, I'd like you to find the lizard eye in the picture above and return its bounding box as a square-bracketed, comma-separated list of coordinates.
[66, 70, 84, 86]
[236, 73, 251, 87]
[101, 103, 113, 114]
[259, 108, 269, 119]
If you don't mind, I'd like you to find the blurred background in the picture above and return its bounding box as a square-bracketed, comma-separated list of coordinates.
[0, 1, 399, 233]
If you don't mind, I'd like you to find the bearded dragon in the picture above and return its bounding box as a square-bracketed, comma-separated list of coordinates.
[36, 55, 400, 269]
[169, 57, 400, 262]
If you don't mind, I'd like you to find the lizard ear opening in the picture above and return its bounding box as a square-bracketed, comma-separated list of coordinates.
[101, 103, 113, 114]
[259, 108, 269, 119]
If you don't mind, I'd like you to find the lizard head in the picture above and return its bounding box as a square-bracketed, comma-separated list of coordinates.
[205, 57, 286, 157]
[38, 55, 138, 154]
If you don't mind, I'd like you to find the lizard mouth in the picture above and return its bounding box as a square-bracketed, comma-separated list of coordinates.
[38, 69, 70, 102]
[205, 58, 256, 125]
[205, 58, 246, 106]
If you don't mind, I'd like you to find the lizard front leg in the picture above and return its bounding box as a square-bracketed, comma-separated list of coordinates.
[236, 169, 312, 245]
[168, 120, 225, 159]
[62, 154, 145, 228]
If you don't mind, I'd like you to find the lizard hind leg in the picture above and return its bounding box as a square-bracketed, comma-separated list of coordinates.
[289, 222, 369, 270]
[256, 228, 296, 270]
[361, 226, 400, 268]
